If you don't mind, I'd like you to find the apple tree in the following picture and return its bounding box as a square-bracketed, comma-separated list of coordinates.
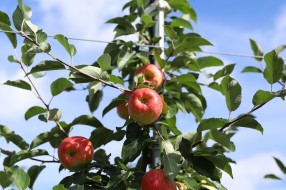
[0, 0, 286, 189]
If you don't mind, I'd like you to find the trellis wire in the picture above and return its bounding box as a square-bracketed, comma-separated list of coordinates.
[0, 29, 285, 60]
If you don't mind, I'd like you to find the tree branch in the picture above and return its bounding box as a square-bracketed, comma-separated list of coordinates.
[19, 31, 132, 93]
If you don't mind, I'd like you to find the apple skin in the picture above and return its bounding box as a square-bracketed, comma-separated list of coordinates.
[117, 102, 129, 119]
[58, 136, 94, 171]
[134, 64, 165, 88]
[116, 92, 131, 119]
[128, 88, 163, 125]
[141, 169, 177, 190]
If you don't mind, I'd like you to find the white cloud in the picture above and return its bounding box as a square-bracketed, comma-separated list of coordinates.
[34, 0, 132, 52]
[222, 153, 286, 190]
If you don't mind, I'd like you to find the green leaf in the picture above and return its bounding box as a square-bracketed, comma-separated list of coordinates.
[121, 123, 149, 163]
[48, 108, 62, 122]
[241, 66, 262, 73]
[249, 38, 263, 62]
[252, 90, 276, 106]
[275, 45, 286, 54]
[0, 11, 17, 48]
[30, 128, 66, 149]
[11, 166, 30, 190]
[4, 79, 31, 91]
[171, 18, 193, 30]
[0, 171, 13, 188]
[232, 116, 263, 134]
[109, 74, 124, 85]
[263, 50, 284, 84]
[165, 25, 177, 40]
[273, 157, 286, 174]
[17, 0, 32, 20]
[197, 56, 224, 69]
[264, 174, 282, 180]
[141, 14, 156, 28]
[197, 118, 227, 132]
[53, 184, 68, 190]
[191, 156, 220, 181]
[97, 53, 113, 71]
[213, 64, 236, 80]
[162, 141, 181, 179]
[87, 82, 103, 113]
[54, 34, 77, 57]
[221, 76, 242, 112]
[106, 171, 128, 190]
[175, 37, 212, 54]
[27, 165, 46, 189]
[207, 130, 235, 151]
[21, 43, 36, 66]
[90, 127, 114, 149]
[181, 93, 204, 121]
[9, 149, 49, 166]
[25, 106, 47, 120]
[0, 125, 29, 150]
[69, 66, 102, 83]
[117, 47, 133, 70]
[69, 115, 104, 128]
[102, 98, 125, 117]
[28, 60, 66, 75]
[205, 154, 233, 178]
[50, 78, 74, 96]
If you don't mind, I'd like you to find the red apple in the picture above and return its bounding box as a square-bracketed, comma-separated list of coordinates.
[128, 88, 163, 125]
[58, 136, 94, 171]
[117, 102, 129, 119]
[141, 169, 177, 190]
[116, 92, 130, 120]
[134, 64, 165, 89]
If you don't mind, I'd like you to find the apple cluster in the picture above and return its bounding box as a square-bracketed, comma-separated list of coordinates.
[57, 64, 168, 184]
[117, 64, 165, 125]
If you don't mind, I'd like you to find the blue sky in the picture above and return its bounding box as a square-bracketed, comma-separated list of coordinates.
[1, 0, 286, 189]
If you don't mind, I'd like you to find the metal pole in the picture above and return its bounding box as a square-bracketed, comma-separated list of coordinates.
[150, 0, 169, 169]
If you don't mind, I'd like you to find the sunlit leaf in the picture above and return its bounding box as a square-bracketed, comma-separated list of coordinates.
[4, 79, 31, 91]
[232, 115, 263, 134]
[0, 125, 29, 150]
[263, 50, 284, 84]
[50, 78, 73, 96]
[241, 66, 262, 73]
[54, 34, 77, 57]
[249, 38, 263, 62]
[27, 165, 46, 189]
[28, 60, 66, 75]
[221, 76, 242, 112]
[252, 90, 276, 106]
[97, 53, 113, 71]
[11, 166, 30, 190]
[197, 56, 223, 69]
[197, 118, 227, 132]
[25, 106, 47, 120]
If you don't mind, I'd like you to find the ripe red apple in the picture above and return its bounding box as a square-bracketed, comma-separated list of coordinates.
[58, 136, 94, 171]
[141, 169, 177, 190]
[116, 92, 131, 119]
[117, 102, 129, 119]
[134, 64, 165, 89]
[128, 88, 163, 125]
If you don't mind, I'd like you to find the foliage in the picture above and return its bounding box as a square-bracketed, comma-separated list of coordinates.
[1, 0, 286, 189]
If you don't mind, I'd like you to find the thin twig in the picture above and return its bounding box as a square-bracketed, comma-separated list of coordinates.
[14, 49, 50, 109]
[30, 157, 59, 163]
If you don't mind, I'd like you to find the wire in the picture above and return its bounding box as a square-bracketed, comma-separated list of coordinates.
[0, 29, 285, 60]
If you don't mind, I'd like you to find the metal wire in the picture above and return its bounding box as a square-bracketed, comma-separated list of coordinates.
[1, 29, 285, 60]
